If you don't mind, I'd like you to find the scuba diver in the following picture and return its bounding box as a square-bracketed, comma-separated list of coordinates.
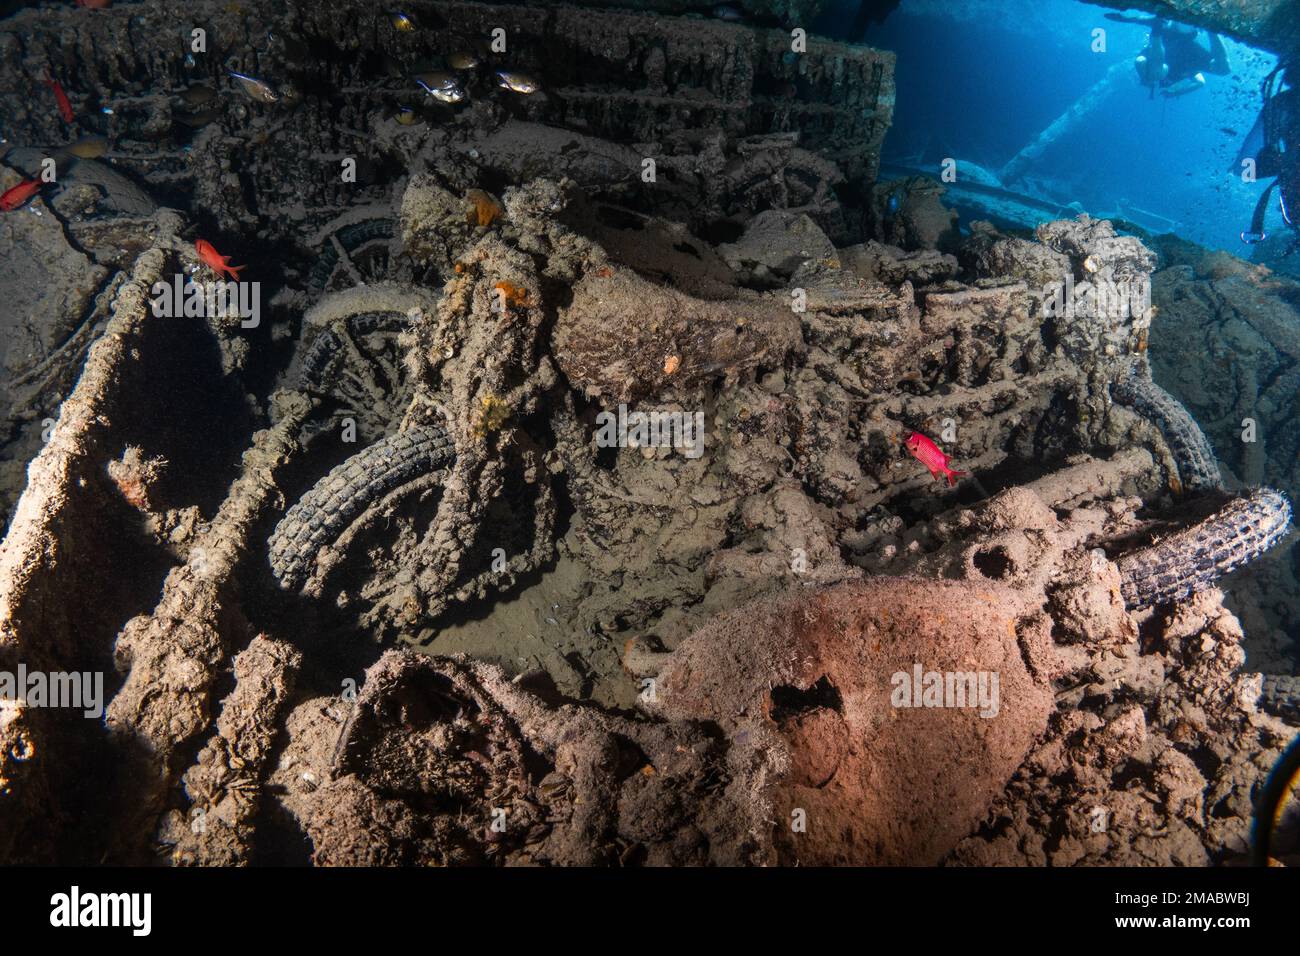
[1105, 13, 1230, 98]
[1239, 61, 1297, 252]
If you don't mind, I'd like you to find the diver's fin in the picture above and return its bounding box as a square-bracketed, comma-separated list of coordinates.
[1105, 12, 1155, 25]
[1242, 181, 1276, 244]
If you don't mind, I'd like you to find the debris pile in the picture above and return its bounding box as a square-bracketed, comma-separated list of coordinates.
[0, 0, 1295, 867]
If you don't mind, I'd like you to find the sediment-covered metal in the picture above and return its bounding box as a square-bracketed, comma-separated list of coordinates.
[0, 0, 1296, 870]
[1260, 673, 1300, 723]
[1118, 488, 1292, 609]
[1112, 363, 1224, 493]
[0, 218, 182, 863]
[269, 424, 457, 590]
[169, 635, 303, 866]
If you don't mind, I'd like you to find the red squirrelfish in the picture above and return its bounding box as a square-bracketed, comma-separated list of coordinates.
[45, 72, 74, 123]
[904, 431, 967, 487]
[195, 239, 245, 280]
[1, 179, 42, 211]
[75, 0, 114, 8]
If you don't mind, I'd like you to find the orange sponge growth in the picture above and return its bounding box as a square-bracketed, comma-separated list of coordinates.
[493, 280, 532, 309]
[466, 189, 503, 228]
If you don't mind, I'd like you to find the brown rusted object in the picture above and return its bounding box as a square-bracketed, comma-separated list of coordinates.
[653, 577, 1055, 865]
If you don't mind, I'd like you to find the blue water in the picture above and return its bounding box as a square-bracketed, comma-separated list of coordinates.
[817, 0, 1280, 252]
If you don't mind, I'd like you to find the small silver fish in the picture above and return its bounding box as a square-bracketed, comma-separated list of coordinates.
[59, 135, 109, 160]
[494, 70, 540, 94]
[176, 108, 221, 128]
[446, 51, 480, 71]
[424, 83, 467, 104]
[179, 84, 216, 107]
[228, 70, 280, 104]
[413, 70, 458, 91]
